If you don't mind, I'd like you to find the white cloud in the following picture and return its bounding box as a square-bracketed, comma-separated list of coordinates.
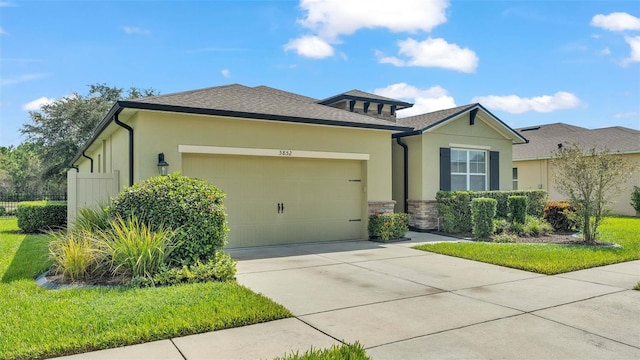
[0, 73, 47, 86]
[0, 27, 5, 35]
[22, 96, 54, 111]
[221, 69, 231, 78]
[472, 92, 582, 114]
[591, 12, 640, 31]
[614, 111, 638, 118]
[374, 83, 457, 117]
[298, 0, 448, 40]
[600, 47, 611, 55]
[379, 37, 478, 73]
[122, 26, 151, 35]
[284, 35, 334, 58]
[623, 35, 640, 65]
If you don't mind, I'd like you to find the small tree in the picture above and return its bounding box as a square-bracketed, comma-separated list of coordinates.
[631, 186, 640, 215]
[552, 143, 636, 243]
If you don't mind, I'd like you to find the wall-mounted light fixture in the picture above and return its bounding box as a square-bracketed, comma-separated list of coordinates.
[157, 153, 169, 176]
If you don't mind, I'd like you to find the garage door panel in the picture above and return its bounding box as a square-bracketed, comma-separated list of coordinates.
[183, 154, 363, 247]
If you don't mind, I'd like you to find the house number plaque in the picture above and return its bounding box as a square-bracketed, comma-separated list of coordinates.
[279, 150, 293, 156]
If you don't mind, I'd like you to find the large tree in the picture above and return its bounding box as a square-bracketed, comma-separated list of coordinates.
[0, 143, 47, 194]
[552, 143, 636, 243]
[21, 84, 157, 188]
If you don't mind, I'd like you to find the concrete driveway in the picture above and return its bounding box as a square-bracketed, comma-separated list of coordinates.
[57, 232, 640, 359]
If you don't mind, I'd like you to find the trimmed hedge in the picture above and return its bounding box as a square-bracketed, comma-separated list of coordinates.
[16, 201, 67, 233]
[508, 196, 527, 224]
[472, 198, 497, 239]
[109, 173, 228, 266]
[437, 190, 547, 234]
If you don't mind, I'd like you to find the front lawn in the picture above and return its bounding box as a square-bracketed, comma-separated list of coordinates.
[415, 216, 640, 275]
[0, 218, 292, 360]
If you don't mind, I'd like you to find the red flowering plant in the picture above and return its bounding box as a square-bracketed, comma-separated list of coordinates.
[368, 213, 409, 241]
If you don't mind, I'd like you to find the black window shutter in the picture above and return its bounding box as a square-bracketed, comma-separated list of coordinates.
[440, 148, 451, 191]
[490, 151, 499, 190]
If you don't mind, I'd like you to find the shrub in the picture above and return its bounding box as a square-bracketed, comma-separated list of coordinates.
[631, 186, 640, 214]
[437, 190, 547, 233]
[48, 230, 107, 282]
[16, 201, 67, 233]
[0, 206, 6, 216]
[508, 196, 527, 224]
[109, 173, 228, 266]
[131, 252, 237, 287]
[100, 215, 176, 279]
[493, 233, 517, 243]
[493, 218, 509, 234]
[544, 201, 576, 232]
[471, 198, 496, 239]
[368, 213, 409, 241]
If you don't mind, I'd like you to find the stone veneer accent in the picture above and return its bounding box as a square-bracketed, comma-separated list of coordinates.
[367, 200, 396, 215]
[407, 200, 439, 230]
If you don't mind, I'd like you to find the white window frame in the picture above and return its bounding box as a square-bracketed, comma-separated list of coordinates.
[451, 148, 487, 191]
[512, 167, 518, 190]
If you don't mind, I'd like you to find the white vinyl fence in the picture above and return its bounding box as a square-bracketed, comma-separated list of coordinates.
[67, 170, 119, 225]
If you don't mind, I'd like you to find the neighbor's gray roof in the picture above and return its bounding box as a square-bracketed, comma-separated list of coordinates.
[397, 103, 479, 131]
[513, 123, 640, 160]
[318, 89, 413, 109]
[123, 84, 412, 131]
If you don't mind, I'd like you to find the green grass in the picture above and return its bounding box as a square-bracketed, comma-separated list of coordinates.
[275, 343, 369, 360]
[415, 216, 640, 275]
[0, 218, 292, 360]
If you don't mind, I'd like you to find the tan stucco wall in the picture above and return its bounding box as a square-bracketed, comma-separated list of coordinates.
[130, 111, 394, 202]
[514, 153, 640, 216]
[392, 135, 423, 212]
[420, 113, 514, 200]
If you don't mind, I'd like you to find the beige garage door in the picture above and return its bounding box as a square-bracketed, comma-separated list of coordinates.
[183, 154, 364, 248]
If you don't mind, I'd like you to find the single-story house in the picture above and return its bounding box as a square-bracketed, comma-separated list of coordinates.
[69, 84, 526, 248]
[512, 123, 640, 216]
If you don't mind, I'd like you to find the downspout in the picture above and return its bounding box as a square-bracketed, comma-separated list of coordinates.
[82, 152, 94, 173]
[114, 112, 134, 186]
[396, 137, 409, 213]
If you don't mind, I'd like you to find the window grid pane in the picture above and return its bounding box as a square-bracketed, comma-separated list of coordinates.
[450, 149, 487, 191]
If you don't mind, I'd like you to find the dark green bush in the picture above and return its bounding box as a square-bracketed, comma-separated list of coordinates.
[544, 201, 576, 232]
[508, 196, 527, 224]
[631, 186, 640, 213]
[16, 201, 67, 233]
[109, 173, 228, 266]
[0, 206, 6, 216]
[471, 198, 497, 239]
[368, 213, 409, 241]
[437, 190, 547, 233]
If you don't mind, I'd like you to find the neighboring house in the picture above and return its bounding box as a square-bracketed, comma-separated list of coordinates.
[512, 123, 640, 216]
[69, 84, 525, 248]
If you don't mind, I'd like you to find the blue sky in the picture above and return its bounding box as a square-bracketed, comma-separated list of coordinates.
[1, 0, 639, 146]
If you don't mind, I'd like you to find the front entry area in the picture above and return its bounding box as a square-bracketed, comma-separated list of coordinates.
[182, 153, 364, 247]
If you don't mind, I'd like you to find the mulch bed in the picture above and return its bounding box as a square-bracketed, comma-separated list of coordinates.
[514, 233, 616, 246]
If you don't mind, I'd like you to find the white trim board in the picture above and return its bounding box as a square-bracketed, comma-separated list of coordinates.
[178, 145, 370, 161]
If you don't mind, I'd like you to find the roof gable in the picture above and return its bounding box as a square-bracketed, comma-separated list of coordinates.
[318, 89, 413, 110]
[396, 103, 527, 144]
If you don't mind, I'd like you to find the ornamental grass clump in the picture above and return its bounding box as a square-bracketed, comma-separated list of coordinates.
[101, 215, 176, 279]
[48, 229, 107, 282]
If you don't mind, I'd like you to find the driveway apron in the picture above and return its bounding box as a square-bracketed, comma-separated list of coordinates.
[232, 237, 640, 360]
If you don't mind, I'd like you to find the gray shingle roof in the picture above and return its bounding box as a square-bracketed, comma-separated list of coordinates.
[397, 103, 479, 131]
[513, 123, 640, 160]
[124, 84, 412, 131]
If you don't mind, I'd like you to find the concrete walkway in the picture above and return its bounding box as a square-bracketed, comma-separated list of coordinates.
[56, 232, 640, 359]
